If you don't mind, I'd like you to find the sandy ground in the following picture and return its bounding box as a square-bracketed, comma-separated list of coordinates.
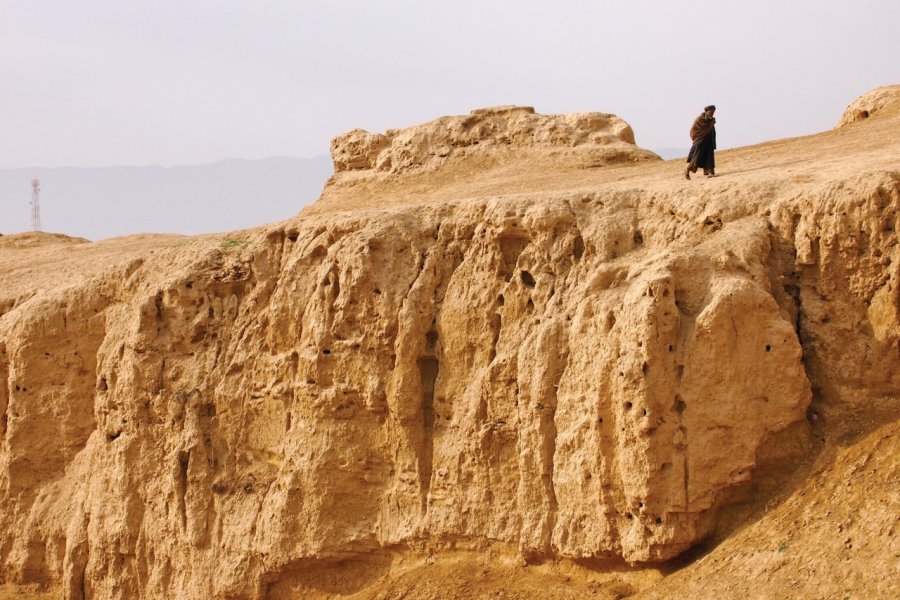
[307, 106, 899, 218]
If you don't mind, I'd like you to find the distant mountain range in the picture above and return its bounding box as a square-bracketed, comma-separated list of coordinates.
[0, 150, 693, 242]
[0, 156, 333, 241]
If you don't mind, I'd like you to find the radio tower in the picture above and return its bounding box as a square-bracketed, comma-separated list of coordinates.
[30, 178, 42, 231]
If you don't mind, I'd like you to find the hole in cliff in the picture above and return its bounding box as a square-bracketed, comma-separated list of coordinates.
[425, 329, 438, 352]
[520, 270, 536, 288]
[497, 294, 505, 306]
[373, 288, 382, 295]
[637, 340, 643, 347]
[322, 348, 332, 355]
[573, 235, 585, 260]
[98, 377, 108, 391]
[526, 299, 535, 312]
[633, 231, 643, 245]
[642, 362, 649, 376]
[642, 408, 648, 416]
[860, 110, 869, 119]
[765, 344, 772, 352]
[499, 235, 529, 279]
[624, 402, 633, 411]
[15, 385, 20, 391]
[655, 516, 663, 524]
[287, 232, 299, 242]
[626, 513, 634, 520]
[668, 345, 674, 352]
[606, 312, 616, 332]
[675, 396, 687, 414]
[290, 351, 299, 370]
[106, 431, 121, 442]
[186, 282, 193, 289]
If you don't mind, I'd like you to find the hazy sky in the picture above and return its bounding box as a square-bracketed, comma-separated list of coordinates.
[2, 0, 898, 168]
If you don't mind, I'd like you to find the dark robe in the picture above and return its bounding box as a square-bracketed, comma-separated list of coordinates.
[686, 113, 716, 173]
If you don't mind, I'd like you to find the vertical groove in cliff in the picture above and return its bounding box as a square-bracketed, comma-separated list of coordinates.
[177, 450, 189, 531]
[0, 342, 7, 439]
[541, 338, 566, 549]
[418, 353, 438, 512]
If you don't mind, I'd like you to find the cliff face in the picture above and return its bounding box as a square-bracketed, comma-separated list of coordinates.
[1, 92, 899, 599]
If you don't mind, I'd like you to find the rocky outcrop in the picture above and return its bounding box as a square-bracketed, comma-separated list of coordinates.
[0, 92, 898, 599]
[836, 84, 900, 127]
[330, 106, 658, 175]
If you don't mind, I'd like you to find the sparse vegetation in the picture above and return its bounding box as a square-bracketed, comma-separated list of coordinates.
[220, 238, 249, 250]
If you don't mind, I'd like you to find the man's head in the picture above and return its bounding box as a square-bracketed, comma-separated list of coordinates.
[704, 105, 716, 117]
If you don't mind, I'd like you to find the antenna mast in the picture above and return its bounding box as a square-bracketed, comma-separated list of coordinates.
[30, 178, 42, 231]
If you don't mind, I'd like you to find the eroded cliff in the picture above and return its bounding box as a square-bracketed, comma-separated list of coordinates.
[1, 91, 899, 599]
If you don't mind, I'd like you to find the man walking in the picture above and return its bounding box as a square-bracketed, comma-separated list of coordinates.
[685, 105, 717, 179]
